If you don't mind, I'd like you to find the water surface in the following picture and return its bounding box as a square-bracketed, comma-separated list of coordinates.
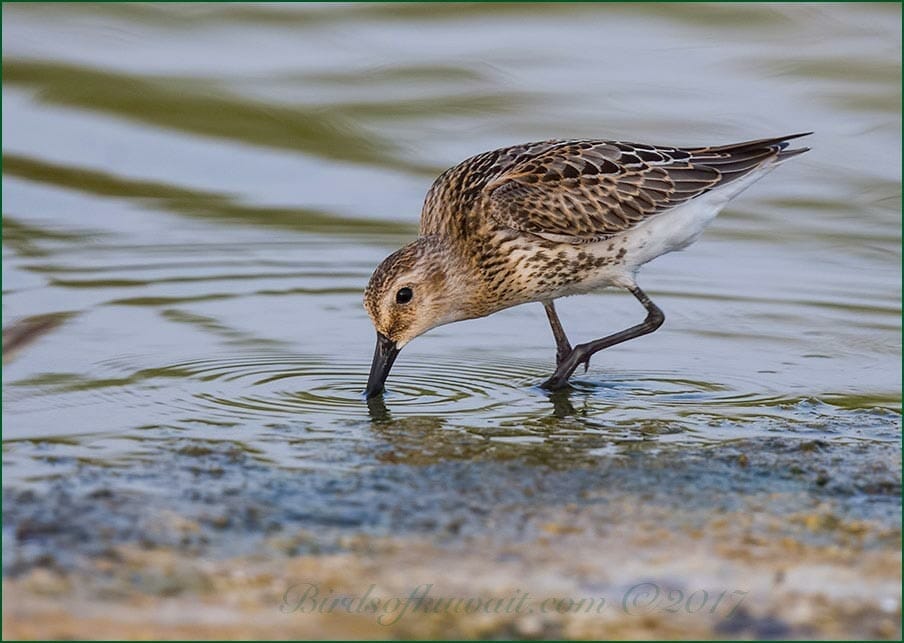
[1, 3, 901, 637]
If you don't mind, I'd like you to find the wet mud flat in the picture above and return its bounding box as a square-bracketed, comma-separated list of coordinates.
[3, 426, 900, 640]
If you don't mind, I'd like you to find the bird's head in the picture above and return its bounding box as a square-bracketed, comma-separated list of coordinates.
[362, 236, 468, 398]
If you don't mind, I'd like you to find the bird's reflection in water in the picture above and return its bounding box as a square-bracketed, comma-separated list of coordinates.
[545, 387, 579, 418]
[365, 383, 583, 426]
[363, 384, 625, 468]
[365, 395, 392, 423]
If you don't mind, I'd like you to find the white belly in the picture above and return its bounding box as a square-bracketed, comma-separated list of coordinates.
[518, 164, 778, 299]
[613, 163, 777, 272]
[618, 194, 722, 269]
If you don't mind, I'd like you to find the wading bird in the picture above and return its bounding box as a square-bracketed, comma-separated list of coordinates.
[364, 133, 810, 398]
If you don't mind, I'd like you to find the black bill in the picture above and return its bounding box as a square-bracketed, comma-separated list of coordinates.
[364, 332, 401, 398]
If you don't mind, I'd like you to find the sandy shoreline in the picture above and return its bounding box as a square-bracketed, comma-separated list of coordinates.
[5, 473, 900, 639]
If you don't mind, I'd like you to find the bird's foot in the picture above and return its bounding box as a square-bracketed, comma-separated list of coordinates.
[540, 373, 572, 391]
[543, 344, 595, 390]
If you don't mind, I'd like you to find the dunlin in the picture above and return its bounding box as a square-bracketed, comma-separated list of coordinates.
[364, 133, 810, 397]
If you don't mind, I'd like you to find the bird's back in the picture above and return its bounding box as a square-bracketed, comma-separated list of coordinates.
[419, 134, 811, 244]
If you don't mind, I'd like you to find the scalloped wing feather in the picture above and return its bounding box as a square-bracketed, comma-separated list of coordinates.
[482, 134, 809, 243]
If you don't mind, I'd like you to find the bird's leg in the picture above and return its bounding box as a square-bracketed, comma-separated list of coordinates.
[543, 300, 573, 367]
[540, 285, 665, 390]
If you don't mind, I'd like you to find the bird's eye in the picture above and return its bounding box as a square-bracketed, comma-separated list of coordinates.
[395, 287, 413, 305]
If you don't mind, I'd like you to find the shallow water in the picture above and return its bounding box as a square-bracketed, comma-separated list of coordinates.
[2, 3, 901, 623]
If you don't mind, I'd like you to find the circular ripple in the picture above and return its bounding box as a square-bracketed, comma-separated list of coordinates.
[86, 353, 896, 445]
[146, 353, 552, 421]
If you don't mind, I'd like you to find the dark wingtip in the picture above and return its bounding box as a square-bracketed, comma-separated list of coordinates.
[777, 132, 814, 150]
[690, 131, 813, 155]
[776, 146, 811, 161]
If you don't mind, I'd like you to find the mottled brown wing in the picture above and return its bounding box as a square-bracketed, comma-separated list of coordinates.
[483, 135, 808, 243]
[420, 140, 563, 236]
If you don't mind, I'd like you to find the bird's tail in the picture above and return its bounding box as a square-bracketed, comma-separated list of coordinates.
[684, 132, 811, 184]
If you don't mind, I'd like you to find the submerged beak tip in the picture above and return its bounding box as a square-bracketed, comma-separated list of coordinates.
[364, 332, 401, 401]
